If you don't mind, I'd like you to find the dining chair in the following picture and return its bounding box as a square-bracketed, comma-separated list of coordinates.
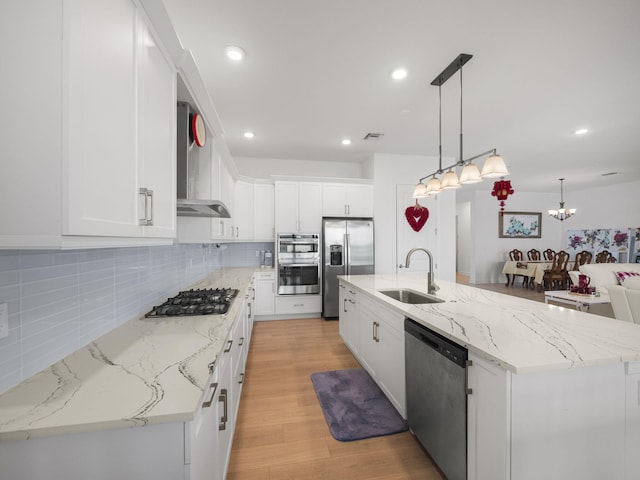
[542, 250, 570, 291]
[543, 249, 556, 261]
[527, 249, 541, 261]
[571, 250, 593, 271]
[508, 249, 527, 286]
[595, 250, 614, 263]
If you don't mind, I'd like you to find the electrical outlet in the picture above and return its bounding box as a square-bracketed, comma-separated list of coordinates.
[0, 303, 8, 339]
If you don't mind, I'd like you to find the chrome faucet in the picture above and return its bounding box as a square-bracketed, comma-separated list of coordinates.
[405, 247, 440, 295]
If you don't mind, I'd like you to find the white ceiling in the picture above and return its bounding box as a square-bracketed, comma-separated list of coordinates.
[162, 0, 640, 193]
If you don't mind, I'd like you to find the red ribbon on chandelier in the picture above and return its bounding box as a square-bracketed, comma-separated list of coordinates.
[491, 178, 514, 214]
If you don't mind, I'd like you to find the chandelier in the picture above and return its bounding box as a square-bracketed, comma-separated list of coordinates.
[548, 178, 576, 221]
[413, 54, 509, 198]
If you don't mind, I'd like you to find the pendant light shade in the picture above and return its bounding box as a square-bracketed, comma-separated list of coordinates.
[548, 178, 576, 221]
[440, 170, 461, 189]
[413, 182, 428, 198]
[425, 177, 442, 195]
[459, 163, 483, 184]
[480, 154, 509, 178]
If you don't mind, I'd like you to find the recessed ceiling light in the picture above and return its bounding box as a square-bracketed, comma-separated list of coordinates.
[391, 68, 408, 80]
[243, 131, 254, 139]
[225, 45, 246, 61]
[341, 139, 351, 146]
[574, 128, 589, 135]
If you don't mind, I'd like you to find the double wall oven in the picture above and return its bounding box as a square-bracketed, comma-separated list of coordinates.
[276, 233, 320, 295]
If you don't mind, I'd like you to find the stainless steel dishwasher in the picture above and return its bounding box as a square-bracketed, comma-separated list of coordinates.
[405, 318, 468, 480]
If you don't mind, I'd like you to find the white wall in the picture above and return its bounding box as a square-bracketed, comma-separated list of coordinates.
[456, 202, 471, 276]
[234, 156, 366, 179]
[372, 153, 456, 281]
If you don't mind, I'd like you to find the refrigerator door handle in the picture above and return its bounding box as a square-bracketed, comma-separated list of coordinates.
[345, 233, 351, 275]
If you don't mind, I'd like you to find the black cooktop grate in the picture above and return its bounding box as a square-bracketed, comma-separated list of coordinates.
[145, 288, 239, 318]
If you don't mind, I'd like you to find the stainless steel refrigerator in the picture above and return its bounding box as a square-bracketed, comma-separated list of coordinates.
[322, 218, 374, 318]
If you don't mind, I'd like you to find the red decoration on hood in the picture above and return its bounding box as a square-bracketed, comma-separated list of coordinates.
[491, 179, 514, 213]
[405, 201, 429, 232]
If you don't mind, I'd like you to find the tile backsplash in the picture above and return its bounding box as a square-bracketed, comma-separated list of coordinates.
[0, 242, 273, 394]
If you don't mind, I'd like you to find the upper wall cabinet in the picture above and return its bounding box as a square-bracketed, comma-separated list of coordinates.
[0, 0, 176, 249]
[275, 182, 322, 234]
[322, 184, 373, 218]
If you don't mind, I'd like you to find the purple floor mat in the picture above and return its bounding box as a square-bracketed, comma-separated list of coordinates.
[310, 368, 408, 442]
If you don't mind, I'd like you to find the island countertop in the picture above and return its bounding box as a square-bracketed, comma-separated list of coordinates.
[339, 273, 640, 374]
[0, 268, 256, 441]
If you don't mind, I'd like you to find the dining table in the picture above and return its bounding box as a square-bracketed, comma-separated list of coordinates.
[502, 260, 554, 288]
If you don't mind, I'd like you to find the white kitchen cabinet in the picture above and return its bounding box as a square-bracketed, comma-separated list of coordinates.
[253, 183, 275, 241]
[275, 181, 322, 233]
[356, 294, 405, 417]
[0, 0, 176, 249]
[338, 286, 405, 417]
[233, 180, 254, 240]
[213, 158, 236, 240]
[275, 295, 322, 315]
[253, 271, 276, 317]
[322, 184, 373, 218]
[338, 282, 360, 356]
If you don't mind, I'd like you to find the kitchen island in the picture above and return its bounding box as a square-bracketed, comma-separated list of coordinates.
[0, 267, 257, 480]
[339, 273, 640, 480]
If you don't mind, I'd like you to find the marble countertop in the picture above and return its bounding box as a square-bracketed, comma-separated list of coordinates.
[0, 268, 256, 441]
[340, 273, 640, 374]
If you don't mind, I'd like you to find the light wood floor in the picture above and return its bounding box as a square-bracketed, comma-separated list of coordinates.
[227, 319, 444, 480]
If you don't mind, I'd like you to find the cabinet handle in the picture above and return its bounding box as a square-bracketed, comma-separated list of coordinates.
[339, 284, 345, 289]
[248, 302, 252, 318]
[139, 188, 149, 226]
[236, 226, 240, 238]
[147, 189, 154, 226]
[202, 382, 219, 408]
[218, 388, 228, 431]
[238, 372, 244, 384]
[466, 360, 473, 395]
[252, 287, 256, 300]
[372, 321, 376, 341]
[375, 322, 380, 342]
[239, 336, 245, 346]
[224, 339, 233, 353]
[343, 298, 348, 313]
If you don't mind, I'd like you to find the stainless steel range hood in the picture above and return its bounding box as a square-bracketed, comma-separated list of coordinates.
[176, 102, 231, 218]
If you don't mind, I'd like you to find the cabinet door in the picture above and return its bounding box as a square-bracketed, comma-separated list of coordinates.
[275, 182, 299, 232]
[137, 14, 176, 237]
[298, 183, 322, 232]
[233, 181, 254, 240]
[254, 275, 275, 316]
[346, 185, 373, 217]
[376, 320, 405, 417]
[64, 0, 141, 237]
[253, 184, 275, 240]
[322, 184, 347, 216]
[466, 353, 510, 480]
[213, 159, 235, 239]
[190, 377, 221, 480]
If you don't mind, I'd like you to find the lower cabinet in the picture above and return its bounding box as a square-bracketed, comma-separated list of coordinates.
[0, 297, 251, 480]
[338, 281, 406, 418]
[275, 294, 321, 315]
[253, 270, 275, 317]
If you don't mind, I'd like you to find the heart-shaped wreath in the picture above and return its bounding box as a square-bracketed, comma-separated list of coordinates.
[405, 201, 429, 232]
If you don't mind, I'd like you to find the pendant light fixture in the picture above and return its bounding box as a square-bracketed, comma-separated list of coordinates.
[413, 54, 509, 198]
[548, 178, 576, 221]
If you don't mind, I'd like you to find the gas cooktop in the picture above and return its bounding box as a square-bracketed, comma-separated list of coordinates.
[145, 288, 239, 318]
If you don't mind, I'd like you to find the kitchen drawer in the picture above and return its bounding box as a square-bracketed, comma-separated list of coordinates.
[275, 295, 321, 315]
[254, 270, 275, 280]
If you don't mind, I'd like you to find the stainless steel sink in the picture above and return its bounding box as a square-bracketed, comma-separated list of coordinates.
[378, 289, 444, 304]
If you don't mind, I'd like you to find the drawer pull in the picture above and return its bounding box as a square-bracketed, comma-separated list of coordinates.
[224, 340, 233, 353]
[219, 388, 228, 431]
[239, 372, 245, 384]
[202, 382, 218, 408]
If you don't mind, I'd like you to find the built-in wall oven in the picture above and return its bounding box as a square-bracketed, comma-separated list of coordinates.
[277, 233, 320, 295]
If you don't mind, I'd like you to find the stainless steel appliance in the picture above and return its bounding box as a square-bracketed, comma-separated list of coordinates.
[276, 233, 320, 295]
[145, 288, 238, 317]
[176, 102, 231, 218]
[322, 218, 374, 318]
[405, 318, 468, 480]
